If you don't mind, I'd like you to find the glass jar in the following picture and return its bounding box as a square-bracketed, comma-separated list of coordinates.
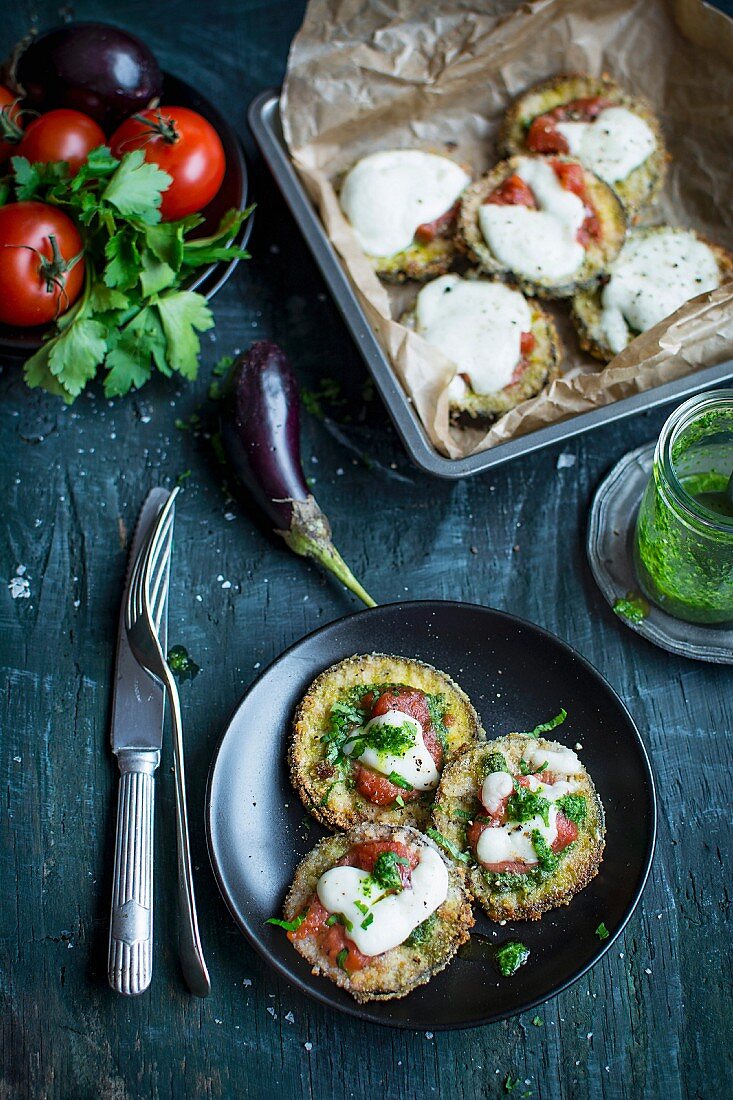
[633, 390, 733, 625]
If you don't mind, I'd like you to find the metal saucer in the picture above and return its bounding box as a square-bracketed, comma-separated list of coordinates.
[587, 442, 733, 665]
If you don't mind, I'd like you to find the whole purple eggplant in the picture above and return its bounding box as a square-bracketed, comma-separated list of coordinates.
[221, 341, 375, 607]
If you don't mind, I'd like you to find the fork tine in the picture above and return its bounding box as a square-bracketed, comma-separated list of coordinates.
[140, 490, 178, 627]
[126, 487, 178, 632]
[148, 516, 173, 632]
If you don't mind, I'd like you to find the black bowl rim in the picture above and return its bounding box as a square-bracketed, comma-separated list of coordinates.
[204, 598, 658, 1032]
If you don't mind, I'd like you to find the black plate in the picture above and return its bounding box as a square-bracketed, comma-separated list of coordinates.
[206, 601, 656, 1030]
[0, 72, 251, 354]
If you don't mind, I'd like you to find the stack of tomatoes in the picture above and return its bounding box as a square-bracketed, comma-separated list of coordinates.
[0, 90, 225, 327]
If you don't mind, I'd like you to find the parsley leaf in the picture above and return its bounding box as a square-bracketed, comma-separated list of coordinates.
[156, 290, 214, 379]
[167, 645, 201, 682]
[335, 948, 349, 971]
[102, 148, 171, 222]
[595, 922, 610, 941]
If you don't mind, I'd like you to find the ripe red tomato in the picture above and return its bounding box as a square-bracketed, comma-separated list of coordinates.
[0, 86, 24, 162]
[19, 109, 105, 175]
[0, 201, 85, 327]
[109, 106, 225, 220]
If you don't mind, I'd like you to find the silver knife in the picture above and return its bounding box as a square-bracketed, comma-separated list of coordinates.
[107, 488, 174, 995]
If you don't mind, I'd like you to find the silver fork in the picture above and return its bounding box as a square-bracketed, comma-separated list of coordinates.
[125, 488, 211, 997]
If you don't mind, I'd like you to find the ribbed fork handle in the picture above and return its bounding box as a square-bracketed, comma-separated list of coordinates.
[108, 750, 158, 995]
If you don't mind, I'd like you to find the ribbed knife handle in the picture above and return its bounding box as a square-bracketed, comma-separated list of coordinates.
[108, 751, 158, 995]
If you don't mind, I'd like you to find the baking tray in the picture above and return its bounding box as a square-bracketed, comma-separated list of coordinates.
[248, 89, 733, 479]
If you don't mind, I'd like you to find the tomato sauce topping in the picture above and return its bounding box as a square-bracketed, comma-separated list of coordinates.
[484, 161, 601, 249]
[525, 96, 611, 155]
[353, 687, 445, 807]
[414, 200, 460, 244]
[466, 772, 579, 874]
[288, 840, 419, 972]
[484, 174, 537, 208]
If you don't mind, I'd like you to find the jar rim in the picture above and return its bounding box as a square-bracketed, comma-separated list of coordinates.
[655, 389, 733, 534]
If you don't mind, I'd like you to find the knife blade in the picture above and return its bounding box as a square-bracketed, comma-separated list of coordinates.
[107, 487, 174, 996]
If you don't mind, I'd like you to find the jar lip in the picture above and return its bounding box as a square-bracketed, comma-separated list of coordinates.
[656, 389, 733, 533]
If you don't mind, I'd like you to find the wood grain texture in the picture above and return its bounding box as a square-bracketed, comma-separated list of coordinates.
[1, 2, 732, 1098]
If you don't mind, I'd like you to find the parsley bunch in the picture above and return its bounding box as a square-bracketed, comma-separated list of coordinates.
[4, 148, 252, 402]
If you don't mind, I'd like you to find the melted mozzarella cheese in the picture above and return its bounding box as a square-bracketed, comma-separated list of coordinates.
[340, 150, 470, 258]
[480, 770, 514, 814]
[600, 229, 721, 354]
[478, 157, 586, 282]
[316, 846, 448, 955]
[555, 106, 656, 183]
[414, 275, 532, 395]
[524, 744, 582, 776]
[476, 806, 560, 866]
[345, 711, 439, 791]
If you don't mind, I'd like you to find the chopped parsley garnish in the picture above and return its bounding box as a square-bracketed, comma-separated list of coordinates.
[360, 912, 374, 930]
[495, 940, 530, 977]
[595, 921, 610, 941]
[503, 1072, 520, 1092]
[322, 700, 365, 763]
[426, 827, 471, 864]
[371, 851, 410, 892]
[531, 1015, 543, 1027]
[344, 719, 416, 760]
[354, 900, 369, 916]
[266, 914, 305, 932]
[335, 948, 349, 971]
[519, 757, 547, 776]
[506, 781, 551, 827]
[406, 913, 437, 947]
[483, 750, 509, 775]
[387, 771, 413, 791]
[167, 644, 200, 682]
[556, 793, 587, 824]
[516, 708, 567, 738]
[530, 830, 559, 873]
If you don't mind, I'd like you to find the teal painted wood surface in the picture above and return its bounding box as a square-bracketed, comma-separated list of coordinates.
[1, 3, 732, 1098]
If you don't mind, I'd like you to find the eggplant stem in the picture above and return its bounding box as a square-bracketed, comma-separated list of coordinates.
[278, 496, 376, 609]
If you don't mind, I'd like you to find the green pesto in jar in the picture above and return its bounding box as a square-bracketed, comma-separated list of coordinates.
[633, 395, 733, 625]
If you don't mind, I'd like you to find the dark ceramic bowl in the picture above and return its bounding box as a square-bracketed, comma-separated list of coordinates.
[0, 71, 251, 354]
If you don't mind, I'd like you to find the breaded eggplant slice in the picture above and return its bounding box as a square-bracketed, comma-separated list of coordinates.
[457, 154, 627, 298]
[281, 822, 474, 1003]
[337, 149, 471, 283]
[499, 73, 667, 218]
[400, 274, 562, 428]
[572, 225, 733, 362]
[290, 653, 483, 831]
[432, 735, 605, 921]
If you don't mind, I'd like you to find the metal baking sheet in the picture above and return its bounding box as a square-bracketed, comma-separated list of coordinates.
[248, 89, 733, 479]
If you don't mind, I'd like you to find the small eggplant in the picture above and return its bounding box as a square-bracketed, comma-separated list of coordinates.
[221, 341, 376, 607]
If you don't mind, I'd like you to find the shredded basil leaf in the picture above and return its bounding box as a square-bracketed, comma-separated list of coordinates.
[265, 914, 305, 932]
[335, 948, 349, 971]
[360, 913, 374, 930]
[595, 921, 610, 941]
[426, 827, 471, 864]
[387, 771, 413, 791]
[516, 708, 567, 738]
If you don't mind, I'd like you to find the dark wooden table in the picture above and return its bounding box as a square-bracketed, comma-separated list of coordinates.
[1, 3, 731, 1098]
